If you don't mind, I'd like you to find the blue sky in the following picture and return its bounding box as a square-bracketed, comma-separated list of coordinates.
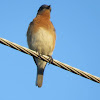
[0, 0, 100, 100]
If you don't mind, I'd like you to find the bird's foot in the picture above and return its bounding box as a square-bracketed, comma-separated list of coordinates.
[47, 55, 53, 64]
[38, 53, 42, 59]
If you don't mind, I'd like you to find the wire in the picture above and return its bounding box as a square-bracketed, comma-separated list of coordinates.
[0, 37, 100, 83]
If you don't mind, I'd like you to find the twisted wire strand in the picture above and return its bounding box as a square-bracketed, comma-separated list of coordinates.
[0, 37, 100, 83]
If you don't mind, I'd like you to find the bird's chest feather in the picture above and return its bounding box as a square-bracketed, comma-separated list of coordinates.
[30, 27, 53, 55]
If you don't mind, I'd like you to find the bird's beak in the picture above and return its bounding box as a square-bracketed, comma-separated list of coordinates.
[47, 5, 51, 11]
[48, 5, 51, 8]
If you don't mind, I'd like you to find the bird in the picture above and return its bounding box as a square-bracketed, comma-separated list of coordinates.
[27, 4, 56, 87]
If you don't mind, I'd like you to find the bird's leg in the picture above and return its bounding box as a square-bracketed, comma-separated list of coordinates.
[47, 55, 53, 64]
[38, 52, 42, 60]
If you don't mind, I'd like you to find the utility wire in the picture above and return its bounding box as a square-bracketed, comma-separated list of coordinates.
[0, 37, 100, 83]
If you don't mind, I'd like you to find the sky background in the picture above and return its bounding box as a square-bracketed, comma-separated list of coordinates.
[0, 0, 100, 100]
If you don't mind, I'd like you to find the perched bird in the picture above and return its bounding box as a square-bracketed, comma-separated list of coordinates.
[27, 4, 56, 87]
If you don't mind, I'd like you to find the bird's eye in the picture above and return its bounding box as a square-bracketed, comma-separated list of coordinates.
[39, 7, 44, 11]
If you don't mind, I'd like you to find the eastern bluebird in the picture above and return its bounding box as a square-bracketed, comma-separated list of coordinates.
[27, 4, 56, 87]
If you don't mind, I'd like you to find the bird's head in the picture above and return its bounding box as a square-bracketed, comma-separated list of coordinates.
[37, 5, 51, 17]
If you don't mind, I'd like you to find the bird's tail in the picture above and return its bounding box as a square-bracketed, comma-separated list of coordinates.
[36, 68, 44, 88]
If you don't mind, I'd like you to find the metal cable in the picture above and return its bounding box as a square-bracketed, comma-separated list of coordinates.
[0, 37, 100, 83]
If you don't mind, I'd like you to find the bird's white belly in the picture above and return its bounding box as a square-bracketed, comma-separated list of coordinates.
[31, 27, 53, 55]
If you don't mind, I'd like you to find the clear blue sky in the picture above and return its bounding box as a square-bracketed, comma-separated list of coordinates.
[0, 0, 100, 100]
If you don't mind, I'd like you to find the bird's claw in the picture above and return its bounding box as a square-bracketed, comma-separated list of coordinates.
[47, 55, 53, 64]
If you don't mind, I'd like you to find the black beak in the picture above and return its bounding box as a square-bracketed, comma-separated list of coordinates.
[47, 5, 51, 9]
